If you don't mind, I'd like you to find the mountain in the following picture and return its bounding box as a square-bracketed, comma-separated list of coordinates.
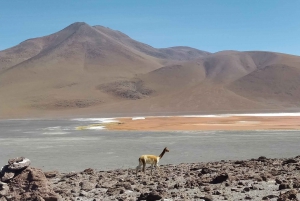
[0, 22, 299, 118]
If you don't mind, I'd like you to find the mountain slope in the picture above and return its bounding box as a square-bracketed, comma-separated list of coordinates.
[1, 22, 300, 118]
[96, 51, 300, 115]
[92, 25, 210, 61]
[0, 22, 212, 118]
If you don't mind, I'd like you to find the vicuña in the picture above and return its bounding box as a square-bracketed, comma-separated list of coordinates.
[136, 147, 170, 175]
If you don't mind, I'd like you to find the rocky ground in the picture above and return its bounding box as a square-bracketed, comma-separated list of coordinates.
[2, 156, 300, 201]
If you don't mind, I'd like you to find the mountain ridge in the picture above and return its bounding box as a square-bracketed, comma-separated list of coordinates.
[0, 22, 300, 118]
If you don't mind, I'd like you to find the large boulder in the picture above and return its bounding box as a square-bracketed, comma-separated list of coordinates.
[7, 167, 60, 201]
[8, 157, 31, 170]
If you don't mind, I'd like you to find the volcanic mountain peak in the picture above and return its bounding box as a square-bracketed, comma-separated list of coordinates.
[1, 22, 212, 71]
[64, 21, 89, 30]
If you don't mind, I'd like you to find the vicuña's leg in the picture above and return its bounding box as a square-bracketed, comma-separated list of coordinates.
[142, 164, 146, 173]
[150, 164, 154, 175]
[142, 158, 146, 174]
[156, 164, 161, 174]
[136, 163, 142, 176]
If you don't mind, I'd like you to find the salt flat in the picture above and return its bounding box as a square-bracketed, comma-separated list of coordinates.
[1, 118, 300, 173]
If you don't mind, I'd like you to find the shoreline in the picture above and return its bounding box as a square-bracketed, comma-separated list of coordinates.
[5, 112, 300, 131]
[74, 112, 300, 131]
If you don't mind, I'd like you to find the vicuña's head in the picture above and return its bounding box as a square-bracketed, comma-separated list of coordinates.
[164, 147, 170, 152]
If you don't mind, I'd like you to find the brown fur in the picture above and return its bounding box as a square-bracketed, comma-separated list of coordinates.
[136, 147, 169, 175]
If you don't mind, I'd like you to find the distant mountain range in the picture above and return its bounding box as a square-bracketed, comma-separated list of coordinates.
[1, 22, 300, 118]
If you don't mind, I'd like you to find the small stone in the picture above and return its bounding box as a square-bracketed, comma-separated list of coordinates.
[242, 187, 250, 192]
[212, 190, 221, 195]
[83, 168, 94, 175]
[275, 178, 282, 184]
[79, 190, 89, 196]
[203, 186, 211, 192]
[262, 194, 277, 200]
[44, 171, 59, 178]
[211, 173, 229, 184]
[279, 183, 290, 190]
[283, 159, 297, 165]
[199, 194, 213, 201]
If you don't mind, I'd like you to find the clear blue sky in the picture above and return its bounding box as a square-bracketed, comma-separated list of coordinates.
[1, 1, 300, 55]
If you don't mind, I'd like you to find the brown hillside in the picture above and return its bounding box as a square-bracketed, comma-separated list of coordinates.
[228, 64, 300, 107]
[1, 22, 300, 118]
[93, 25, 210, 61]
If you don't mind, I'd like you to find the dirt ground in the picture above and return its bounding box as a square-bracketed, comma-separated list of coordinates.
[106, 115, 300, 131]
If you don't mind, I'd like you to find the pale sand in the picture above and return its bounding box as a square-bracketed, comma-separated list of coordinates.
[106, 115, 300, 131]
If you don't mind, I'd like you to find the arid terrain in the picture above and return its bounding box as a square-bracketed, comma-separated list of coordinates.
[1, 21, 300, 200]
[2, 156, 300, 201]
[1, 22, 300, 119]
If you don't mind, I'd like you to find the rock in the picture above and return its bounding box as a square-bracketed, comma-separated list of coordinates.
[83, 168, 94, 175]
[80, 181, 95, 191]
[106, 187, 125, 196]
[0, 182, 9, 196]
[201, 168, 211, 174]
[79, 190, 89, 196]
[262, 194, 278, 200]
[275, 178, 283, 184]
[0, 165, 15, 182]
[250, 185, 258, 190]
[293, 181, 300, 188]
[212, 190, 221, 195]
[7, 167, 60, 201]
[137, 190, 163, 201]
[124, 183, 133, 190]
[7, 157, 31, 170]
[199, 194, 213, 201]
[243, 187, 250, 192]
[0, 196, 7, 201]
[258, 156, 267, 162]
[174, 183, 181, 189]
[211, 173, 229, 184]
[279, 183, 291, 190]
[277, 189, 298, 201]
[283, 159, 297, 165]
[65, 171, 77, 178]
[231, 187, 239, 192]
[44, 171, 59, 178]
[234, 160, 244, 165]
[203, 186, 211, 192]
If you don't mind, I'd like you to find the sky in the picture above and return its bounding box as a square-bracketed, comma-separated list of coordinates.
[1, 1, 300, 55]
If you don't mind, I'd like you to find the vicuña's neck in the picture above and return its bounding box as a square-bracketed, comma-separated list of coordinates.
[159, 149, 166, 159]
